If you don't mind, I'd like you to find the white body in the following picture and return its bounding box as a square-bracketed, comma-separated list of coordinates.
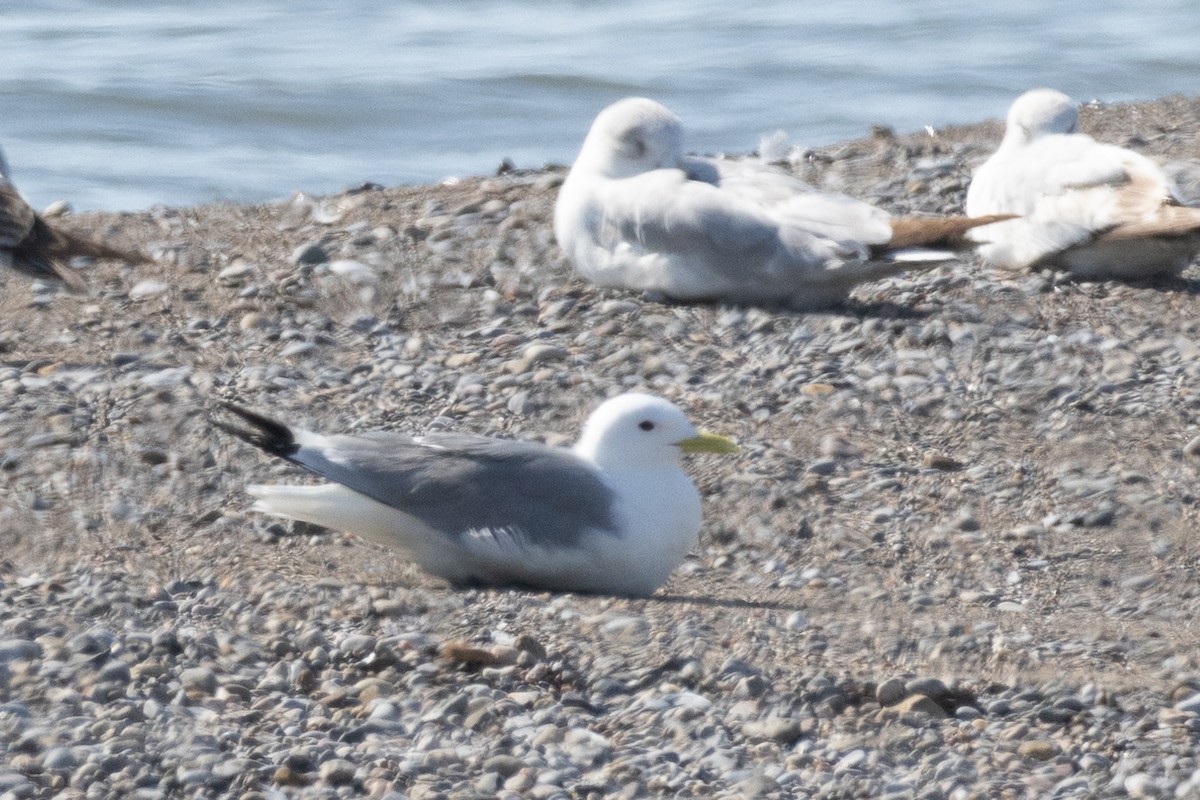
[250, 466, 700, 596]
[966, 88, 1200, 278]
[554, 97, 951, 309]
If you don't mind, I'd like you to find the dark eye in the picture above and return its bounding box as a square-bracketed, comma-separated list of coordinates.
[638, 420, 655, 431]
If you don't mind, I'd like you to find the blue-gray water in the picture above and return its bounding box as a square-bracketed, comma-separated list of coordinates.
[4, 1, 1198, 211]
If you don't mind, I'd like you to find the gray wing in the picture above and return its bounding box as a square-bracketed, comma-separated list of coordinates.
[692, 156, 893, 247]
[599, 157, 889, 268]
[294, 430, 620, 549]
[599, 165, 783, 258]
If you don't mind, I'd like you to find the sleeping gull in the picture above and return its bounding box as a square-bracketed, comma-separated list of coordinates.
[215, 393, 739, 596]
[965, 88, 1200, 279]
[0, 146, 148, 285]
[555, 97, 1011, 309]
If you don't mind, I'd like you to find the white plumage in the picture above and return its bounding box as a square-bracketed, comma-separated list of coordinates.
[966, 88, 1200, 278]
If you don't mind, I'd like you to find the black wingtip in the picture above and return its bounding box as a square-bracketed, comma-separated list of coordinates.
[211, 400, 299, 458]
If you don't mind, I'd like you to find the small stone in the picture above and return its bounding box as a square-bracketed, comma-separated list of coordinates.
[512, 634, 547, 660]
[742, 717, 805, 743]
[370, 599, 408, 618]
[292, 242, 329, 266]
[876, 677, 905, 705]
[785, 611, 808, 631]
[1124, 773, 1158, 798]
[41, 747, 77, 771]
[564, 728, 611, 764]
[1017, 740, 1060, 761]
[514, 343, 567, 373]
[180, 667, 217, 696]
[445, 352, 480, 368]
[239, 312, 271, 330]
[178, 768, 214, 786]
[507, 391, 533, 415]
[129, 280, 170, 300]
[440, 641, 517, 667]
[892, 694, 947, 719]
[482, 755, 524, 777]
[327, 259, 377, 284]
[834, 749, 866, 774]
[280, 341, 316, 359]
[922, 452, 962, 471]
[273, 766, 308, 786]
[318, 759, 356, 785]
[0, 639, 41, 664]
[340, 634, 377, 658]
[1174, 691, 1200, 714]
[904, 677, 949, 700]
[600, 615, 647, 636]
[218, 263, 256, 282]
[599, 299, 640, 315]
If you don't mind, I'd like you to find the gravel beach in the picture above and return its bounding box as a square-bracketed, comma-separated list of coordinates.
[3, 95, 1200, 798]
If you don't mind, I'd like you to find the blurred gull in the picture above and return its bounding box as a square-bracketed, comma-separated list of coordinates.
[215, 393, 738, 596]
[555, 97, 1009, 309]
[0, 146, 148, 286]
[966, 88, 1200, 279]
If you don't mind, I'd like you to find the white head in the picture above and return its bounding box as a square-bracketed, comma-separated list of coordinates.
[573, 97, 685, 179]
[1004, 88, 1079, 144]
[573, 393, 737, 469]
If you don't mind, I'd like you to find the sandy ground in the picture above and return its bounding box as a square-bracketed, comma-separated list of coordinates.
[5, 94, 1200, 712]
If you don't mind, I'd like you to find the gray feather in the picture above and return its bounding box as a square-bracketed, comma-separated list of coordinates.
[288, 430, 621, 548]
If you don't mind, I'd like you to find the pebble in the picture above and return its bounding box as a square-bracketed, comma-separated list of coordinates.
[891, 694, 948, 719]
[0, 639, 41, 664]
[743, 717, 806, 743]
[129, 279, 170, 299]
[319, 759, 357, 784]
[292, 242, 329, 265]
[876, 678, 906, 705]
[1017, 740, 1060, 761]
[180, 666, 218, 695]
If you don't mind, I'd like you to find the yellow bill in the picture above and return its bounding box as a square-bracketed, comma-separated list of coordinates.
[677, 431, 740, 455]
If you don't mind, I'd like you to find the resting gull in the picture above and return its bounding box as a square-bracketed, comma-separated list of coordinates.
[215, 393, 739, 596]
[0, 146, 147, 285]
[966, 88, 1200, 279]
[554, 97, 1010, 309]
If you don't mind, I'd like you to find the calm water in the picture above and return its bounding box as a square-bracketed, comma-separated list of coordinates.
[3, 1, 1198, 211]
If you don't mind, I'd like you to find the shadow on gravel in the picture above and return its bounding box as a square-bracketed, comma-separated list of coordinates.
[652, 592, 801, 611]
[835, 298, 931, 320]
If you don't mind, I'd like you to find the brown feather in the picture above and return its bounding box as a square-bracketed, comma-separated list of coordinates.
[887, 214, 1017, 249]
[1096, 205, 1200, 241]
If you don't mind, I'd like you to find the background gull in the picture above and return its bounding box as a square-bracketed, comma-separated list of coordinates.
[554, 97, 1010, 310]
[215, 393, 738, 596]
[965, 88, 1200, 279]
[0, 146, 148, 286]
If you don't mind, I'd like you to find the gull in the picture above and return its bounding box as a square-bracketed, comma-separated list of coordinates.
[965, 88, 1200, 279]
[0, 146, 148, 286]
[215, 393, 739, 596]
[554, 97, 1010, 309]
